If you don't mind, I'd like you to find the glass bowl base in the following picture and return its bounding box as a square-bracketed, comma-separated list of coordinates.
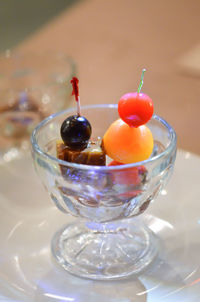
[51, 218, 158, 280]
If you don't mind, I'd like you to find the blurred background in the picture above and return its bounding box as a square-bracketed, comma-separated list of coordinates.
[0, 0, 200, 155]
[0, 0, 80, 51]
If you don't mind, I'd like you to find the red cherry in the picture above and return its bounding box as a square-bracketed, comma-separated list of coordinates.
[118, 92, 154, 127]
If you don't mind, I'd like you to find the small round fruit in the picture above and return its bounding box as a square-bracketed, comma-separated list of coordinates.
[103, 118, 153, 164]
[60, 115, 91, 150]
[118, 92, 154, 127]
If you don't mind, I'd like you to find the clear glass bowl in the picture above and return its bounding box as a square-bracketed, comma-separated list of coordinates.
[31, 104, 177, 280]
[0, 51, 76, 160]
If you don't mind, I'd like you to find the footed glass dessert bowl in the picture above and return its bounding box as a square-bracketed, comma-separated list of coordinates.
[31, 104, 177, 280]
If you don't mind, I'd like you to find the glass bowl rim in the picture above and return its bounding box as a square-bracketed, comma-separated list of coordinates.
[31, 104, 177, 171]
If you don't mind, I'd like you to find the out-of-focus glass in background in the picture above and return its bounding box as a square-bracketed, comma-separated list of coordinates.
[0, 52, 75, 160]
[0, 0, 79, 161]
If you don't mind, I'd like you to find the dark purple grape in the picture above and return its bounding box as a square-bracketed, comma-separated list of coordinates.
[60, 115, 92, 150]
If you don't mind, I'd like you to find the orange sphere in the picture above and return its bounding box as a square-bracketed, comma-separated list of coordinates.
[103, 119, 153, 164]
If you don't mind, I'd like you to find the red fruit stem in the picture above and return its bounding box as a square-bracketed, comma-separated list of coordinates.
[71, 76, 81, 116]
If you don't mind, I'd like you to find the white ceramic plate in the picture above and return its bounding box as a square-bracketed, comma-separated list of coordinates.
[0, 150, 199, 301]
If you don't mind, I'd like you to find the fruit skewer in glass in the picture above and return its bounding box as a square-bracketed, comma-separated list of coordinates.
[57, 77, 106, 165]
[57, 69, 154, 168]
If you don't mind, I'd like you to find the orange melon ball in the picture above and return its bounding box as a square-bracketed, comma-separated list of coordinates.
[103, 119, 154, 164]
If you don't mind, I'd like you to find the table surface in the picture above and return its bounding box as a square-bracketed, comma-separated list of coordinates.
[16, 0, 200, 155]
